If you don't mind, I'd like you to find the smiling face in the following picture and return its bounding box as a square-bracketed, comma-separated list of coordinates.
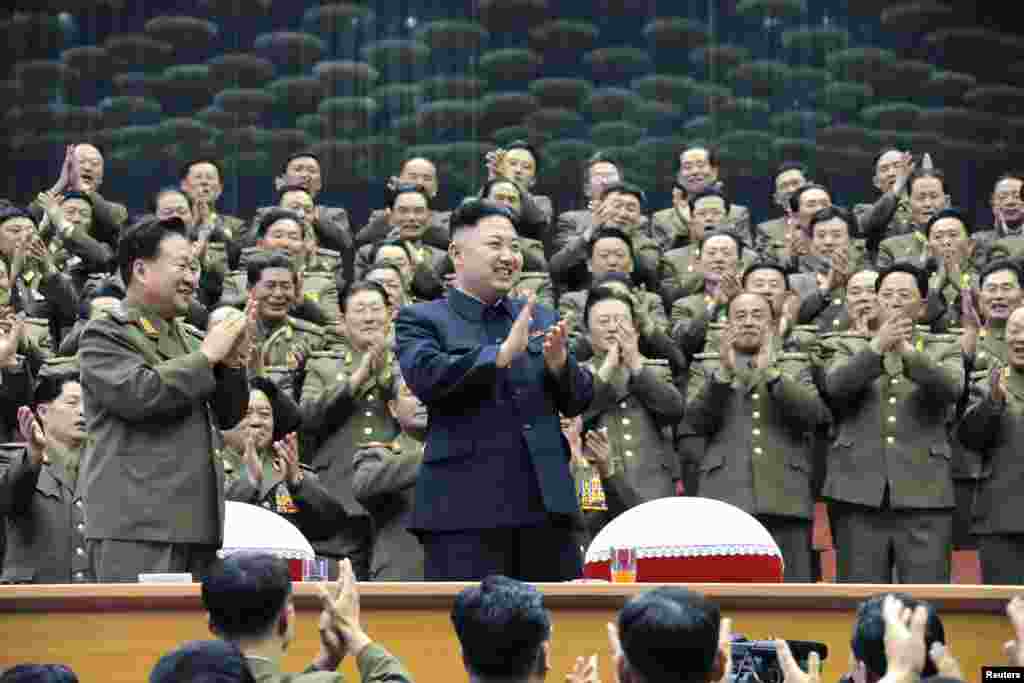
[498, 148, 537, 188]
[0, 216, 34, 258]
[678, 148, 718, 195]
[980, 268, 1023, 322]
[399, 157, 438, 198]
[259, 218, 305, 260]
[602, 191, 643, 230]
[992, 177, 1024, 225]
[252, 266, 296, 323]
[343, 289, 392, 351]
[280, 189, 315, 226]
[62, 197, 93, 232]
[390, 190, 430, 242]
[811, 216, 850, 260]
[877, 271, 922, 322]
[1008, 307, 1024, 369]
[244, 390, 275, 451]
[700, 234, 739, 279]
[135, 233, 197, 318]
[182, 162, 222, 205]
[450, 215, 523, 303]
[73, 144, 104, 191]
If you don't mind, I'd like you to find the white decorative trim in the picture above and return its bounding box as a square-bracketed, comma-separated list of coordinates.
[218, 547, 315, 560]
[586, 544, 782, 563]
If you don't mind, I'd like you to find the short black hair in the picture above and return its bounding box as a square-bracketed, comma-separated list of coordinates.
[365, 261, 404, 283]
[283, 151, 320, 172]
[618, 587, 721, 683]
[809, 206, 859, 239]
[588, 227, 634, 258]
[389, 182, 431, 210]
[118, 216, 190, 286]
[993, 171, 1024, 192]
[872, 147, 904, 170]
[699, 230, 743, 257]
[449, 199, 517, 239]
[924, 207, 969, 238]
[504, 139, 540, 170]
[788, 183, 830, 214]
[201, 553, 292, 639]
[688, 188, 731, 215]
[256, 208, 304, 240]
[399, 154, 436, 174]
[774, 161, 808, 183]
[0, 206, 37, 227]
[584, 151, 621, 189]
[33, 359, 80, 407]
[742, 261, 791, 291]
[908, 169, 947, 196]
[150, 186, 191, 214]
[877, 263, 929, 298]
[246, 250, 297, 290]
[180, 158, 223, 182]
[0, 665, 78, 683]
[851, 593, 945, 679]
[451, 575, 551, 680]
[150, 640, 255, 683]
[341, 279, 391, 313]
[370, 239, 413, 265]
[600, 181, 646, 209]
[479, 176, 522, 201]
[979, 258, 1023, 290]
[584, 285, 636, 329]
[61, 190, 93, 206]
[680, 141, 719, 169]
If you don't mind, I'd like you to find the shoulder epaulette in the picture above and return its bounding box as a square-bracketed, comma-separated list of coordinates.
[794, 324, 819, 332]
[316, 247, 341, 258]
[643, 358, 670, 366]
[23, 317, 49, 325]
[925, 332, 960, 343]
[777, 352, 811, 360]
[179, 322, 205, 339]
[308, 350, 346, 359]
[693, 353, 721, 361]
[357, 441, 397, 451]
[288, 317, 325, 336]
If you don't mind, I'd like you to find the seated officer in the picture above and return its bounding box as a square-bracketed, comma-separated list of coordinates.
[352, 374, 426, 581]
[0, 357, 91, 583]
[357, 155, 451, 250]
[244, 251, 326, 383]
[180, 159, 246, 270]
[354, 184, 449, 300]
[919, 209, 978, 332]
[795, 207, 866, 333]
[754, 162, 809, 258]
[479, 176, 549, 272]
[580, 287, 683, 507]
[154, 187, 226, 314]
[34, 190, 116, 292]
[687, 292, 829, 581]
[658, 189, 759, 307]
[823, 264, 962, 583]
[876, 170, 952, 269]
[223, 209, 339, 324]
[221, 378, 345, 541]
[301, 281, 399, 580]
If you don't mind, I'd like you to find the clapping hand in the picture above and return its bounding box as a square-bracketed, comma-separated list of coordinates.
[1005, 596, 1024, 666]
[961, 288, 982, 357]
[880, 594, 928, 682]
[497, 294, 534, 368]
[776, 639, 821, 683]
[50, 145, 74, 195]
[316, 559, 372, 667]
[583, 427, 611, 477]
[718, 322, 738, 375]
[242, 432, 263, 487]
[990, 364, 1010, 404]
[823, 249, 849, 293]
[714, 272, 742, 306]
[544, 319, 570, 376]
[272, 432, 302, 486]
[615, 320, 642, 374]
[17, 405, 46, 466]
[0, 314, 24, 367]
[566, 655, 600, 683]
[486, 148, 506, 181]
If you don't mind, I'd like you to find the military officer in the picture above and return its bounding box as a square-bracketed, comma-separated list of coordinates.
[79, 216, 250, 581]
[180, 159, 246, 272]
[34, 190, 117, 292]
[753, 162, 809, 259]
[580, 287, 683, 508]
[551, 152, 623, 256]
[659, 190, 759, 307]
[795, 207, 868, 333]
[670, 232, 743, 358]
[876, 170, 952, 269]
[958, 306, 1024, 583]
[854, 149, 917, 252]
[822, 263, 962, 583]
[352, 374, 427, 580]
[356, 155, 452, 250]
[0, 357, 91, 584]
[686, 292, 828, 581]
[969, 173, 1024, 269]
[354, 185, 450, 301]
[479, 176, 549, 272]
[550, 182, 660, 293]
[919, 209, 979, 332]
[301, 280, 399, 579]
[244, 251, 326, 384]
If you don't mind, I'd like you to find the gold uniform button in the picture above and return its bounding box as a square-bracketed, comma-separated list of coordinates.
[832, 319, 841, 327]
[888, 416, 896, 423]
[336, 373, 345, 381]
[754, 447, 763, 455]
[832, 298, 843, 306]
[622, 418, 631, 426]
[76, 523, 84, 532]
[623, 434, 632, 441]
[364, 410, 373, 417]
[619, 402, 628, 409]
[752, 411, 760, 419]
[75, 547, 85, 557]
[889, 397, 897, 404]
[886, 436, 895, 444]
[891, 378, 899, 385]
[751, 393, 760, 400]
[752, 428, 761, 436]
[625, 450, 634, 458]
[363, 427, 373, 435]
[367, 394, 375, 401]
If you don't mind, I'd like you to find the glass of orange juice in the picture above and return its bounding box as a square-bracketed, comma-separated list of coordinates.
[610, 547, 637, 583]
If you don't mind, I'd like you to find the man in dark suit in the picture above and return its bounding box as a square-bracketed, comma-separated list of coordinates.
[79, 216, 250, 581]
[395, 199, 594, 581]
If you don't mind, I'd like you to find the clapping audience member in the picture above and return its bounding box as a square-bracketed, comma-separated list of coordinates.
[199, 553, 411, 682]
[0, 665, 79, 683]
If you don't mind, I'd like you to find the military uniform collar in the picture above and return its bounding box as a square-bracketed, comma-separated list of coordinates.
[1007, 367, 1024, 401]
[449, 286, 513, 322]
[44, 441, 82, 491]
[120, 301, 174, 332]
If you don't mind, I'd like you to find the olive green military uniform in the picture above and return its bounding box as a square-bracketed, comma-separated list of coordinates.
[876, 230, 929, 269]
[754, 217, 787, 261]
[823, 330, 963, 583]
[687, 350, 829, 582]
[351, 433, 425, 580]
[958, 365, 1024, 583]
[254, 316, 326, 393]
[78, 303, 248, 582]
[581, 357, 683, 505]
[221, 247, 342, 323]
[300, 347, 399, 579]
[983, 234, 1024, 270]
[354, 240, 450, 303]
[559, 288, 668, 348]
[854, 193, 913, 247]
[548, 218, 662, 293]
[509, 271, 556, 311]
[658, 244, 758, 308]
[649, 203, 752, 252]
[245, 641, 413, 683]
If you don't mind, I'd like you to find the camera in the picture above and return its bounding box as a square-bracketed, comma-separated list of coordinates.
[730, 637, 828, 683]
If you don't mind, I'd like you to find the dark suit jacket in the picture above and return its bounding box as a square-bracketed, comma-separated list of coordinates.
[395, 288, 594, 531]
[78, 304, 248, 544]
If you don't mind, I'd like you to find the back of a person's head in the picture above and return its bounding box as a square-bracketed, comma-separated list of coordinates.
[201, 552, 292, 640]
[451, 575, 551, 681]
[150, 640, 255, 683]
[0, 665, 78, 683]
[852, 593, 945, 681]
[617, 587, 721, 683]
